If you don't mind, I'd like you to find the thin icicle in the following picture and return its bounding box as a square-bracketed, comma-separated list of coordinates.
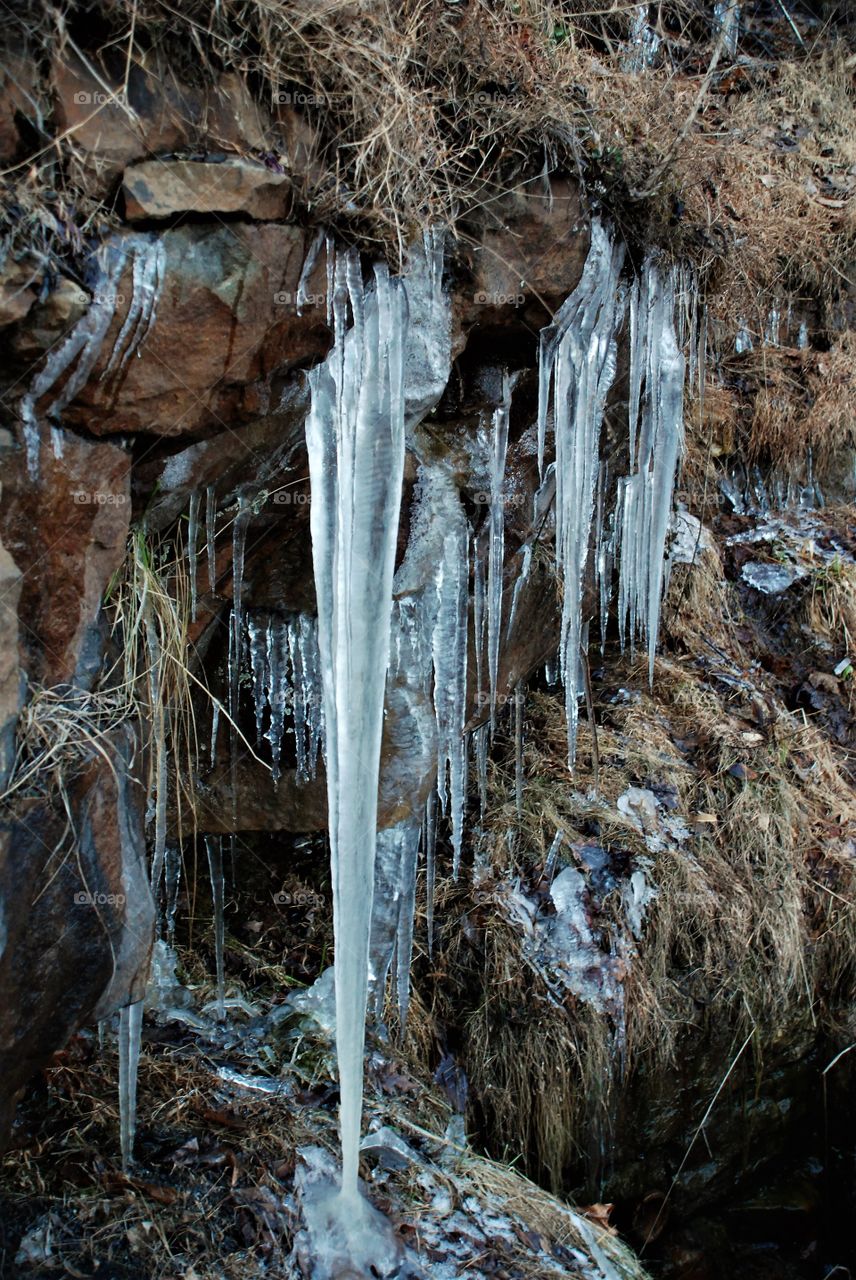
[474, 721, 489, 819]
[432, 511, 469, 879]
[118, 1001, 143, 1171]
[210, 698, 220, 769]
[205, 835, 226, 1019]
[487, 376, 511, 734]
[103, 236, 166, 380]
[186, 492, 200, 623]
[514, 683, 524, 818]
[143, 594, 168, 899]
[424, 790, 438, 957]
[306, 248, 408, 1203]
[205, 485, 217, 593]
[539, 221, 625, 767]
[248, 612, 269, 743]
[265, 617, 289, 781]
[297, 227, 325, 314]
[164, 843, 182, 945]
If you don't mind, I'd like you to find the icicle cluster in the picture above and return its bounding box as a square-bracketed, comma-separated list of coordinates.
[246, 612, 324, 783]
[617, 258, 686, 683]
[538, 221, 626, 767]
[21, 234, 165, 480]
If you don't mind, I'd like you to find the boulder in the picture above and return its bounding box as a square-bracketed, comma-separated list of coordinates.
[0, 725, 153, 1148]
[0, 47, 37, 162]
[0, 258, 39, 329]
[123, 157, 293, 222]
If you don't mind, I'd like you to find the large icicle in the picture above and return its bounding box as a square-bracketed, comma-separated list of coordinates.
[617, 258, 685, 683]
[305, 249, 408, 1210]
[539, 221, 625, 767]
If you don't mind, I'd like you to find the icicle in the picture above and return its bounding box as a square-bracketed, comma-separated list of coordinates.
[487, 377, 511, 734]
[623, 4, 661, 71]
[118, 1000, 143, 1171]
[545, 830, 563, 881]
[143, 594, 168, 899]
[432, 510, 469, 879]
[297, 227, 325, 315]
[298, 614, 324, 779]
[714, 0, 740, 55]
[394, 822, 421, 1026]
[473, 529, 486, 707]
[474, 721, 489, 819]
[306, 248, 408, 1202]
[514, 684, 524, 818]
[230, 495, 251, 720]
[424, 789, 438, 957]
[617, 257, 685, 685]
[505, 543, 533, 647]
[164, 843, 182, 945]
[103, 236, 166, 380]
[205, 835, 226, 1019]
[265, 617, 289, 781]
[539, 220, 625, 767]
[248, 612, 269, 743]
[18, 237, 132, 478]
[205, 485, 217, 593]
[210, 698, 220, 769]
[186, 492, 200, 623]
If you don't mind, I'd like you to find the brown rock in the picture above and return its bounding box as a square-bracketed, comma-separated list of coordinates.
[10, 276, 90, 359]
[0, 258, 39, 329]
[0, 435, 131, 687]
[466, 177, 588, 321]
[123, 157, 293, 222]
[65, 224, 329, 438]
[0, 725, 153, 1147]
[0, 48, 37, 162]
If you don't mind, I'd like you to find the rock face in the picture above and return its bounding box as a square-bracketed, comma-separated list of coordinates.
[0, 434, 131, 688]
[0, 727, 153, 1148]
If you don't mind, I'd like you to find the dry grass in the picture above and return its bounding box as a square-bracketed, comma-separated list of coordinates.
[419, 632, 856, 1190]
[1, 0, 853, 333]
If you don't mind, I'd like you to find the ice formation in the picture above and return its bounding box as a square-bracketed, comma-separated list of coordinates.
[118, 1000, 143, 1171]
[205, 835, 226, 1018]
[20, 234, 164, 480]
[617, 256, 685, 683]
[244, 612, 324, 783]
[487, 377, 511, 732]
[305, 247, 408, 1201]
[538, 220, 625, 766]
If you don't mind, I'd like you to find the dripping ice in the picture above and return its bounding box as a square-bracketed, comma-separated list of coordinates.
[305, 243, 409, 1231]
[20, 234, 165, 480]
[538, 220, 625, 767]
[617, 257, 685, 683]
